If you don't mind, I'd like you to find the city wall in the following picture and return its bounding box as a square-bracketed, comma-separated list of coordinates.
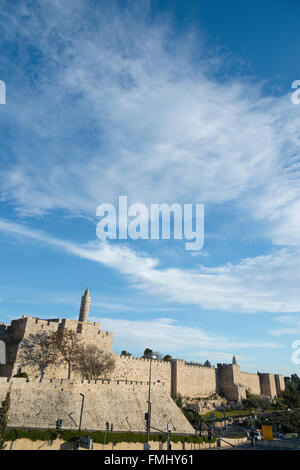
[112, 356, 172, 393]
[172, 360, 217, 398]
[259, 373, 277, 399]
[216, 364, 240, 400]
[0, 377, 194, 434]
[275, 374, 285, 395]
[215, 364, 284, 401]
[239, 371, 261, 396]
[0, 316, 286, 402]
[0, 316, 113, 379]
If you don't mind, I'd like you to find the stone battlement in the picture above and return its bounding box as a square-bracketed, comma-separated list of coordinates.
[0, 309, 285, 402]
[118, 355, 171, 366]
[182, 362, 215, 370]
[0, 376, 193, 433]
[0, 376, 166, 387]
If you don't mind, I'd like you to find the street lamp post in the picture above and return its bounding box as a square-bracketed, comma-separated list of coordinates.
[79, 393, 85, 431]
[194, 407, 197, 436]
[146, 354, 156, 445]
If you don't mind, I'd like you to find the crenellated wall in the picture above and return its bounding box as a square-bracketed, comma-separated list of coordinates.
[238, 371, 261, 396]
[112, 356, 172, 393]
[172, 360, 216, 398]
[0, 316, 285, 402]
[0, 316, 113, 379]
[0, 377, 194, 433]
[216, 364, 240, 400]
[215, 364, 279, 401]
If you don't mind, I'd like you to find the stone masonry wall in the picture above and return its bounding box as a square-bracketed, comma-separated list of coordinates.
[112, 356, 172, 394]
[1, 316, 113, 379]
[173, 360, 217, 398]
[0, 377, 194, 434]
[259, 373, 277, 399]
[275, 374, 285, 396]
[216, 364, 239, 401]
[0, 316, 285, 401]
[239, 371, 261, 396]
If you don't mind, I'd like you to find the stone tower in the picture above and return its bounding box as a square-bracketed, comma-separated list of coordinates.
[78, 288, 90, 322]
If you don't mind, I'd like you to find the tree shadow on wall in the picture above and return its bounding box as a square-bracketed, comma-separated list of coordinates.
[19, 332, 61, 378]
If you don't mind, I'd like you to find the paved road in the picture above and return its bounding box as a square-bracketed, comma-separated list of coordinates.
[230, 438, 300, 450]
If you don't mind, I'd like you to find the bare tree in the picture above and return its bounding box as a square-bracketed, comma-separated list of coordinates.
[143, 349, 163, 360]
[75, 344, 115, 380]
[19, 332, 60, 379]
[153, 351, 163, 360]
[47, 328, 82, 379]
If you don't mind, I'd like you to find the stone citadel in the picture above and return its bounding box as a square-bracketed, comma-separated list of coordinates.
[0, 289, 285, 432]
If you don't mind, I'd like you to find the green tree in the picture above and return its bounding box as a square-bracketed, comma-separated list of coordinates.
[163, 355, 172, 362]
[13, 372, 29, 380]
[242, 391, 273, 410]
[281, 380, 300, 408]
[143, 348, 153, 357]
[121, 351, 132, 357]
[0, 392, 11, 450]
[291, 374, 300, 390]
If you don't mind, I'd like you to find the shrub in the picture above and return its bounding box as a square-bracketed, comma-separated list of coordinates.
[4, 428, 217, 445]
[13, 372, 29, 380]
[6, 428, 58, 442]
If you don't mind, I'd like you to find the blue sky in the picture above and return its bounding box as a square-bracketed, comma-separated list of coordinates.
[1, 0, 300, 375]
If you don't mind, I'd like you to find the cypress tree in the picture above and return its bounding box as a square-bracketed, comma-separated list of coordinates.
[0, 392, 11, 450]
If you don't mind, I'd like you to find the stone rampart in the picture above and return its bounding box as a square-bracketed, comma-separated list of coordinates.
[0, 377, 193, 434]
[112, 355, 172, 393]
[259, 373, 277, 399]
[0, 316, 286, 402]
[172, 360, 216, 398]
[238, 371, 261, 396]
[0, 316, 113, 379]
[274, 374, 285, 396]
[216, 364, 239, 400]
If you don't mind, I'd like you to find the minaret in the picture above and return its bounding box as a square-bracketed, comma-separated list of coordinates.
[78, 288, 90, 322]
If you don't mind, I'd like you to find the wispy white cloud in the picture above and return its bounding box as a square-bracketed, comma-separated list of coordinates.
[269, 316, 300, 337]
[190, 351, 253, 363]
[1, 1, 300, 337]
[95, 317, 281, 359]
[1, 0, 300, 258]
[1, 218, 300, 314]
